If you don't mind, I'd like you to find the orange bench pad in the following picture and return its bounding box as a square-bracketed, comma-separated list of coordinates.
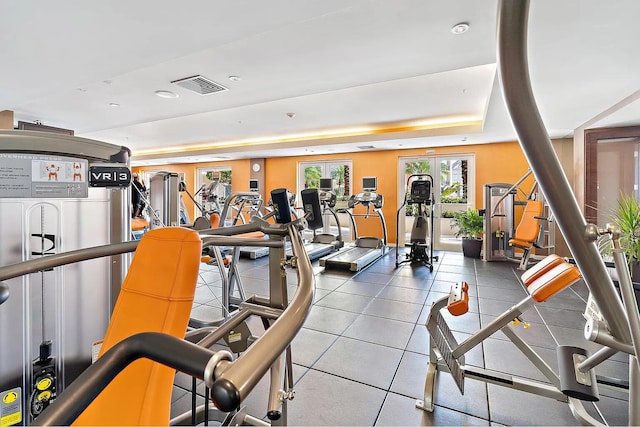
[521, 254, 564, 287]
[527, 262, 581, 303]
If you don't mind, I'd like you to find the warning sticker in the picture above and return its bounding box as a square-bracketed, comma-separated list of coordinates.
[1, 388, 21, 427]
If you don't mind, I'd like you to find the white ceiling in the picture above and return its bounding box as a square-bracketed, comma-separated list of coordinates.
[2, 1, 639, 166]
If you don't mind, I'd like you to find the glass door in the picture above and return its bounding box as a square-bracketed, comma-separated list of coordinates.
[398, 154, 475, 251]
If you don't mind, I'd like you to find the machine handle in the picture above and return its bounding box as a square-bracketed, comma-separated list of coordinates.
[32, 333, 220, 426]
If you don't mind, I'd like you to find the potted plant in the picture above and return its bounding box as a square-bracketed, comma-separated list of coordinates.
[451, 208, 484, 258]
[610, 193, 640, 280]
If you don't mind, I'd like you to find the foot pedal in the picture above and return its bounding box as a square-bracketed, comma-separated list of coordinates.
[557, 346, 599, 401]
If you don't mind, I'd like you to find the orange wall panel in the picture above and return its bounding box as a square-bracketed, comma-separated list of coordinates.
[134, 140, 541, 243]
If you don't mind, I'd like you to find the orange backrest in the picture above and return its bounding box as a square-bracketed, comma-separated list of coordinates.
[512, 200, 544, 243]
[73, 227, 202, 426]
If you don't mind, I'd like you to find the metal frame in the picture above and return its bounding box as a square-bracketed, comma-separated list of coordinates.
[417, 3, 640, 419]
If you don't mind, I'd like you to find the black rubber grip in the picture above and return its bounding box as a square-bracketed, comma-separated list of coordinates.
[267, 410, 281, 421]
[210, 378, 241, 412]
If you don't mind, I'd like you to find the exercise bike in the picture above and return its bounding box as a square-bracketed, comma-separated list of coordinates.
[395, 174, 438, 271]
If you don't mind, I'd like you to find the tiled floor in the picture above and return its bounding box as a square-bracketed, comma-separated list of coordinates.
[171, 249, 631, 426]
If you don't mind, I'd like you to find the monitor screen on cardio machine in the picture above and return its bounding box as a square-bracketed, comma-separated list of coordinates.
[410, 179, 431, 204]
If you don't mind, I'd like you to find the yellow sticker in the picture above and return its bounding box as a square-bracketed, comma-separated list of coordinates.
[1, 393, 16, 405]
[228, 332, 242, 343]
[37, 391, 52, 402]
[1, 412, 21, 427]
[36, 378, 52, 391]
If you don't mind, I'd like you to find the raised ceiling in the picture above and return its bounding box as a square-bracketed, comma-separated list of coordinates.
[2, 1, 639, 165]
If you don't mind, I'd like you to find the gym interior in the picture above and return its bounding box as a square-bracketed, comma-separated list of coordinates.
[1, 1, 640, 426]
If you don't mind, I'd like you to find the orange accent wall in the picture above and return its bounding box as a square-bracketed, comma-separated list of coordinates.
[135, 141, 535, 242]
[266, 141, 533, 243]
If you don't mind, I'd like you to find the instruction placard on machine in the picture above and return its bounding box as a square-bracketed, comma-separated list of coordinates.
[1, 388, 21, 427]
[0, 154, 88, 198]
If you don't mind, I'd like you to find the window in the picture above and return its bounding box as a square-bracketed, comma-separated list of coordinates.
[298, 161, 352, 200]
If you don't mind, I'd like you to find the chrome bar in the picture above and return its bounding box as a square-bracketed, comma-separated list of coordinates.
[209, 223, 314, 412]
[201, 235, 283, 248]
[577, 346, 618, 373]
[497, 0, 631, 343]
[0, 240, 139, 282]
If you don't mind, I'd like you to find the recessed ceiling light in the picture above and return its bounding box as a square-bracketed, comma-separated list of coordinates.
[77, 87, 87, 92]
[286, 112, 296, 118]
[109, 102, 120, 107]
[155, 90, 179, 99]
[451, 22, 470, 35]
[228, 76, 241, 82]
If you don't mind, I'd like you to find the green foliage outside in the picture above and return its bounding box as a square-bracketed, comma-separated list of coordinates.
[450, 208, 483, 239]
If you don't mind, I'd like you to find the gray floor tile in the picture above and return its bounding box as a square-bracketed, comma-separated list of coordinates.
[376, 285, 430, 304]
[343, 314, 414, 349]
[314, 336, 404, 389]
[315, 291, 374, 313]
[478, 297, 543, 324]
[351, 270, 393, 285]
[395, 264, 437, 278]
[406, 324, 429, 354]
[336, 279, 385, 297]
[302, 304, 360, 335]
[291, 328, 338, 368]
[477, 284, 528, 303]
[364, 298, 423, 323]
[287, 369, 387, 426]
[435, 270, 477, 285]
[386, 275, 432, 290]
[483, 337, 557, 382]
[314, 275, 348, 291]
[376, 392, 490, 426]
[487, 383, 580, 426]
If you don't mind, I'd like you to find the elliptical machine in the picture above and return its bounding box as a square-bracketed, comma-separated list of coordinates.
[395, 174, 438, 271]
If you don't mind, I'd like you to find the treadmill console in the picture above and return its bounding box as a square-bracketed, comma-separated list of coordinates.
[318, 190, 337, 208]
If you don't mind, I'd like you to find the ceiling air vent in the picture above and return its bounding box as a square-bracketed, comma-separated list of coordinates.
[171, 75, 228, 95]
[357, 145, 375, 150]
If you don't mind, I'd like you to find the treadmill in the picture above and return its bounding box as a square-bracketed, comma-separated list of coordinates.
[287, 178, 344, 261]
[320, 177, 388, 271]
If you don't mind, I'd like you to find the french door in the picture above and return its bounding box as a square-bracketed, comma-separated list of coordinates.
[398, 154, 475, 251]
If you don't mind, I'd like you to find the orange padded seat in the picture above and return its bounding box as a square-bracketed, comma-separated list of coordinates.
[521, 254, 564, 287]
[527, 262, 581, 303]
[131, 217, 149, 231]
[509, 200, 544, 249]
[73, 227, 202, 426]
